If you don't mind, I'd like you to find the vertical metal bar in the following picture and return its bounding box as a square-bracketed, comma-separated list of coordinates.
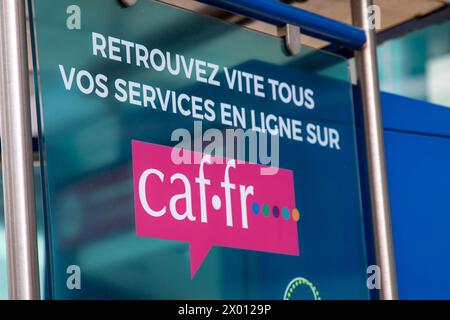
[351, 0, 398, 300]
[0, 0, 40, 300]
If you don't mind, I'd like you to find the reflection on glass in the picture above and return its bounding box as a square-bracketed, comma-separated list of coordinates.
[378, 20, 450, 107]
[31, 0, 369, 299]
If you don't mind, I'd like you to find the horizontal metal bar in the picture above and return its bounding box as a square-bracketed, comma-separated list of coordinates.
[195, 0, 366, 49]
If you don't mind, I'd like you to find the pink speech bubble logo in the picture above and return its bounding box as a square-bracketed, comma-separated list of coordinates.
[132, 140, 299, 278]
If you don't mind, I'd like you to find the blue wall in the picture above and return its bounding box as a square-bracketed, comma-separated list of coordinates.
[382, 92, 450, 299]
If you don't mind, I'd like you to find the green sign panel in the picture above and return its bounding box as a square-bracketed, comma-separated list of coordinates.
[31, 0, 369, 299]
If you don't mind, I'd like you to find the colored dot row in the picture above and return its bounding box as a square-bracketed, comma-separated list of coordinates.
[251, 202, 300, 222]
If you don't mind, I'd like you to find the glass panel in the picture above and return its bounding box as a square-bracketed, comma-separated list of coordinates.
[31, 0, 369, 299]
[378, 20, 450, 107]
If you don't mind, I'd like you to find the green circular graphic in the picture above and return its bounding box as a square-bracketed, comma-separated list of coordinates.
[283, 277, 321, 300]
[262, 204, 270, 216]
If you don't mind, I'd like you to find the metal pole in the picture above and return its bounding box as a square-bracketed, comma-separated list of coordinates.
[351, 0, 398, 300]
[0, 0, 40, 300]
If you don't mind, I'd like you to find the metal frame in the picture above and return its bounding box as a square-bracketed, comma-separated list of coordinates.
[351, 0, 398, 300]
[0, 0, 400, 300]
[0, 0, 40, 299]
[195, 0, 366, 50]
